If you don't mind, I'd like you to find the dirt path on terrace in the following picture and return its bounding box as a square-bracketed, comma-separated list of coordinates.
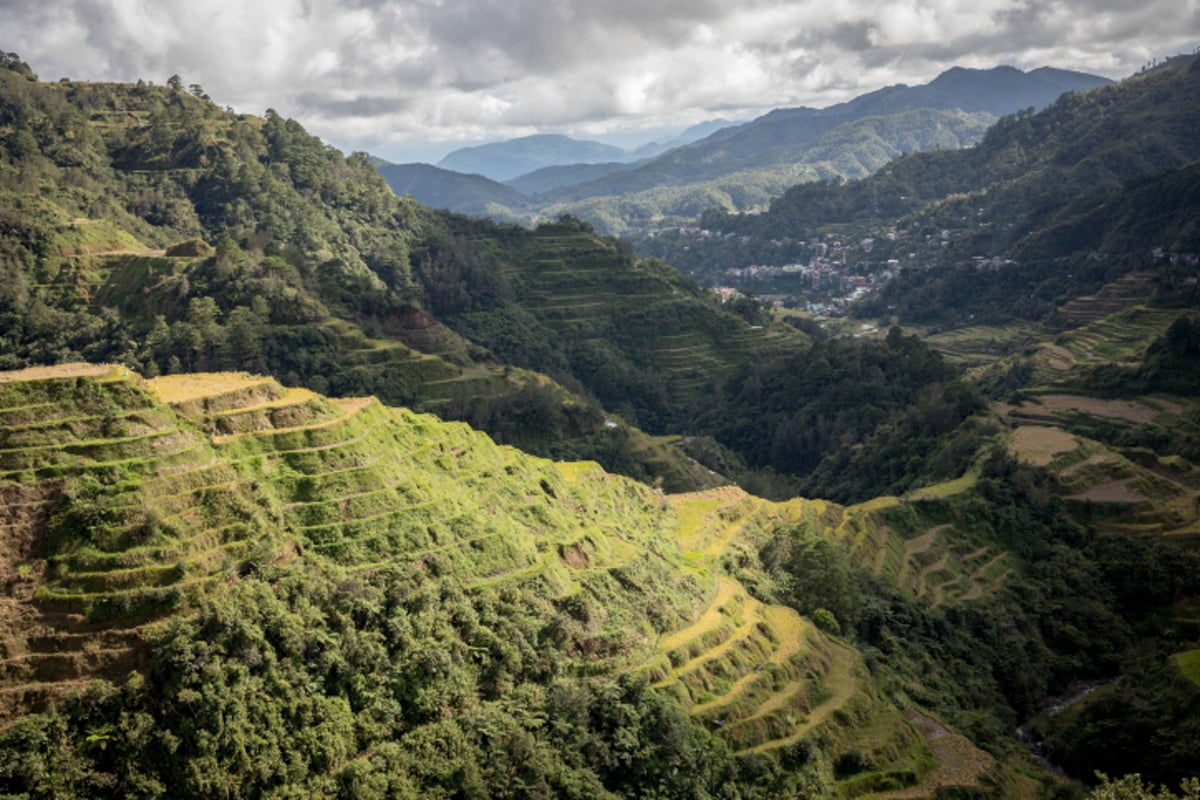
[0, 363, 121, 383]
[656, 576, 740, 654]
[1033, 394, 1172, 424]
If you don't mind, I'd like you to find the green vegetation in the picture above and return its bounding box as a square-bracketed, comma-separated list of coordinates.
[691, 327, 987, 500]
[378, 162, 533, 222]
[2, 50, 1200, 797]
[382, 111, 995, 238]
[0, 369, 954, 797]
[1036, 648, 1200, 788]
[0, 55, 779, 491]
[389, 66, 1108, 238]
[416, 214, 804, 434]
[2, 369, 1192, 796]
[1089, 774, 1200, 800]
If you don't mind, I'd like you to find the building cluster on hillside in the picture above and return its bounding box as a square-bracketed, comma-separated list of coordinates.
[1152, 248, 1199, 267]
[678, 204, 1200, 320]
[971, 255, 1016, 271]
[713, 231, 906, 315]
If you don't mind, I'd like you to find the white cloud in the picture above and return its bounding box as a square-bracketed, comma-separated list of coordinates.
[1, 0, 1196, 161]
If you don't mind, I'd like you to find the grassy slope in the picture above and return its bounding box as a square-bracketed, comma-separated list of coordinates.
[931, 268, 1200, 542]
[0, 364, 1022, 796]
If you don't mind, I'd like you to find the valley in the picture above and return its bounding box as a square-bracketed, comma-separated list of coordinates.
[0, 47, 1198, 799]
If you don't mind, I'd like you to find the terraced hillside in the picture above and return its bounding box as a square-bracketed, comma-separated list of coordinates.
[828, 489, 1015, 609]
[1033, 306, 1186, 385]
[0, 364, 272, 723]
[1003, 414, 1200, 540]
[0, 364, 1018, 797]
[10, 205, 479, 411]
[926, 268, 1200, 543]
[155, 371, 721, 674]
[923, 274, 1178, 383]
[1056, 273, 1157, 327]
[640, 487, 1005, 796]
[0, 62, 750, 493]
[903, 270, 1200, 786]
[19, 211, 720, 492]
[432, 217, 806, 430]
[211, 396, 917, 768]
[0, 368, 734, 715]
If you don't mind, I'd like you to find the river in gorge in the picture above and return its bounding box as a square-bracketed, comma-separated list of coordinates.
[1016, 679, 1118, 779]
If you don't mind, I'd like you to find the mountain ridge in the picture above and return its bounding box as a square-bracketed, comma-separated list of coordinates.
[539, 65, 1111, 201]
[662, 53, 1200, 328]
[436, 133, 628, 181]
[379, 64, 1110, 236]
[378, 162, 533, 219]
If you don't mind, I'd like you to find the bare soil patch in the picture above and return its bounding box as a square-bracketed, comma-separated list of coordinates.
[150, 372, 274, 404]
[1034, 394, 1168, 424]
[1039, 344, 1076, 371]
[1008, 426, 1079, 467]
[1151, 398, 1185, 415]
[863, 711, 994, 799]
[1069, 480, 1147, 504]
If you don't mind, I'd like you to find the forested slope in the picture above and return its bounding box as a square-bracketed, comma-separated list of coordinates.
[0, 53, 793, 491]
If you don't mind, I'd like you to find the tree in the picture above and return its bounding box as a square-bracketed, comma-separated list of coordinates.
[0, 52, 37, 80]
[1090, 774, 1200, 800]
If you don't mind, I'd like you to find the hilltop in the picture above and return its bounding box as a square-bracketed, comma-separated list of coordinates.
[426, 122, 738, 187]
[376, 162, 532, 220]
[0, 54, 801, 492]
[437, 134, 628, 182]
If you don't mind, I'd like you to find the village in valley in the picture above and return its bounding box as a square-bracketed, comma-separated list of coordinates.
[656, 217, 1200, 324]
[665, 224, 937, 316]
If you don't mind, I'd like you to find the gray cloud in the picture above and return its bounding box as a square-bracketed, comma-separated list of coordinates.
[1, 0, 1197, 161]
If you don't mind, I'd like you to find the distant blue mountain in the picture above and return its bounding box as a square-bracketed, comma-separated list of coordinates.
[436, 134, 626, 182]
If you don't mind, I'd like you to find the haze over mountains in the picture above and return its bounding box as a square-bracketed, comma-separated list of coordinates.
[379, 65, 1110, 235]
[436, 134, 628, 182]
[430, 119, 740, 182]
[652, 54, 1200, 325]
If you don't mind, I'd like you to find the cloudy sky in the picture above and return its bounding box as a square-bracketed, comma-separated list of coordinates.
[3, 0, 1197, 162]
